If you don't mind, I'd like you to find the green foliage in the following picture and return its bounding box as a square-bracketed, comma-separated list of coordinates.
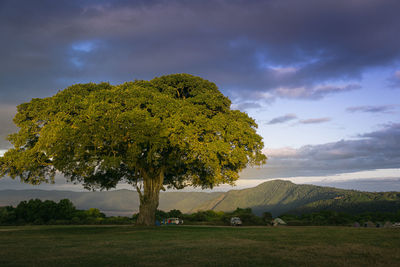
[1, 180, 399, 220]
[262, 212, 273, 223]
[181, 208, 264, 226]
[57, 199, 76, 220]
[133, 209, 184, 222]
[0, 199, 134, 225]
[0, 199, 77, 224]
[299, 211, 353, 226]
[181, 207, 400, 226]
[85, 208, 106, 218]
[0, 206, 16, 224]
[131, 213, 139, 221]
[2, 197, 400, 226]
[155, 209, 168, 221]
[168, 209, 183, 218]
[294, 199, 400, 215]
[280, 209, 400, 226]
[228, 208, 264, 225]
[0, 74, 266, 225]
[194, 180, 400, 217]
[0, 74, 266, 191]
[183, 210, 226, 224]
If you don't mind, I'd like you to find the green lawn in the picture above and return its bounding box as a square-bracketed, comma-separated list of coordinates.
[0, 225, 399, 266]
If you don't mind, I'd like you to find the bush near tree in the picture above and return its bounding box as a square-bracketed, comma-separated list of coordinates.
[262, 212, 273, 224]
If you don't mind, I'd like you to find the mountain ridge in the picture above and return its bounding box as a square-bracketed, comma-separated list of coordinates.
[1, 180, 399, 216]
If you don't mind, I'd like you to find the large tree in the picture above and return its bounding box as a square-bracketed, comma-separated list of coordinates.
[0, 74, 266, 225]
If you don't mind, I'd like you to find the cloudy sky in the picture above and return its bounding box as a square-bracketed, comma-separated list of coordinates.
[1, 0, 400, 191]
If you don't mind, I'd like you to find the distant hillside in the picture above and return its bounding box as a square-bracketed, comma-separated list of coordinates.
[195, 180, 400, 216]
[0, 180, 399, 216]
[195, 180, 348, 215]
[291, 191, 400, 215]
[0, 189, 223, 216]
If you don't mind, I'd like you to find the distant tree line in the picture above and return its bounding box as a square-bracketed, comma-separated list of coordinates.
[280, 210, 400, 226]
[174, 208, 400, 226]
[181, 208, 267, 226]
[0, 199, 133, 225]
[2, 199, 400, 226]
[132, 207, 268, 226]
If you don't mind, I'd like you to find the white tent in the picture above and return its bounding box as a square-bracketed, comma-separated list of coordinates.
[273, 218, 287, 226]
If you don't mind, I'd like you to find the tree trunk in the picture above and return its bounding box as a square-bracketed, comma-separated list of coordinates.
[136, 169, 164, 226]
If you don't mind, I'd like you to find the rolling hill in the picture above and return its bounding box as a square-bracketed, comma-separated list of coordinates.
[196, 180, 400, 215]
[0, 180, 399, 216]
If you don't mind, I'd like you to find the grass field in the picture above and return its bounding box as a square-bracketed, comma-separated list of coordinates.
[0, 225, 399, 266]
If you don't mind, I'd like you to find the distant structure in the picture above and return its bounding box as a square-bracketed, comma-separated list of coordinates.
[383, 221, 393, 228]
[273, 218, 287, 226]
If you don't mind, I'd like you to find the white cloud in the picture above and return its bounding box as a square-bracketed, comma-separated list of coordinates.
[274, 86, 308, 98]
[231, 101, 262, 111]
[274, 83, 361, 100]
[299, 117, 331, 124]
[0, 150, 7, 157]
[276, 169, 400, 184]
[263, 147, 299, 157]
[267, 114, 297, 125]
[270, 66, 298, 76]
[346, 105, 397, 113]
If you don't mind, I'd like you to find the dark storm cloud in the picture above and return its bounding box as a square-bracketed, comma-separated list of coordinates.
[1, 0, 400, 105]
[267, 114, 297, 125]
[256, 123, 400, 178]
[346, 105, 397, 113]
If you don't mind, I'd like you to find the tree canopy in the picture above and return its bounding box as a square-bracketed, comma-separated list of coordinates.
[0, 74, 266, 225]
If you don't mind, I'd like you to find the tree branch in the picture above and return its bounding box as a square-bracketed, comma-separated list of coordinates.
[135, 184, 144, 201]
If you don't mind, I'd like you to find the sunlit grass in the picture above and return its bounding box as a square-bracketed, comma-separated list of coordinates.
[0, 225, 399, 266]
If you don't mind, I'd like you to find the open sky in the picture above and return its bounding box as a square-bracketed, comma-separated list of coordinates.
[1, 0, 400, 191]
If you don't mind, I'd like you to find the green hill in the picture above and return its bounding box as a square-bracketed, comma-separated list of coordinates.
[195, 180, 348, 215]
[0, 180, 399, 216]
[292, 191, 400, 215]
[196, 180, 400, 216]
